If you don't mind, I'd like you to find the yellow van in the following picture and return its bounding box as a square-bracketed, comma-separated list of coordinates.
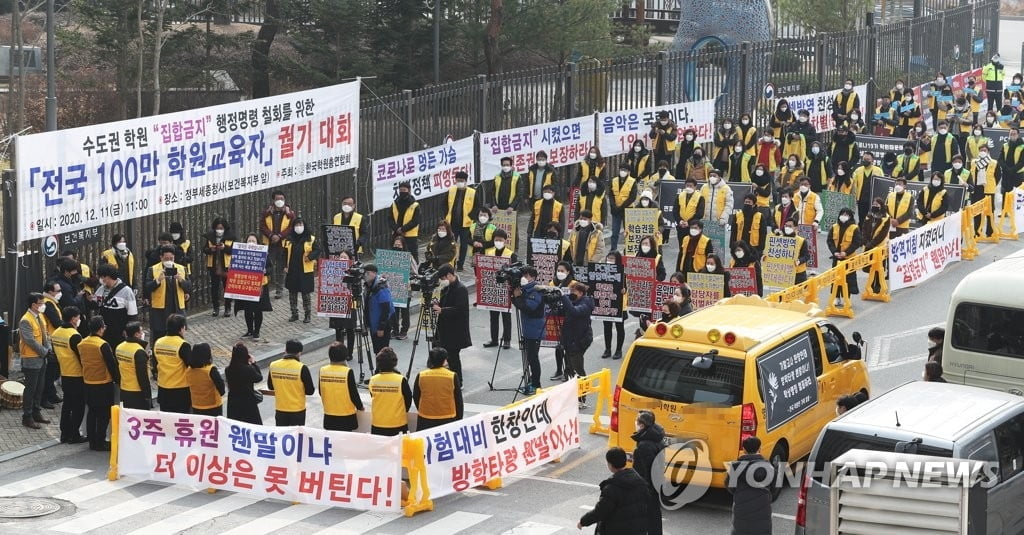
[608, 295, 870, 490]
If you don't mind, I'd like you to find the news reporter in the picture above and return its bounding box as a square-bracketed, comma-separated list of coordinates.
[511, 266, 545, 396]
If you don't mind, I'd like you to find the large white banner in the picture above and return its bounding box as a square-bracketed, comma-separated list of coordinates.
[773, 85, 867, 134]
[479, 116, 594, 179]
[412, 380, 581, 498]
[117, 409, 403, 512]
[1014, 188, 1024, 232]
[888, 211, 963, 291]
[371, 136, 475, 212]
[597, 98, 717, 157]
[16, 82, 360, 243]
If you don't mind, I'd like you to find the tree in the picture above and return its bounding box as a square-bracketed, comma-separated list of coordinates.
[251, 0, 281, 97]
[775, 0, 873, 33]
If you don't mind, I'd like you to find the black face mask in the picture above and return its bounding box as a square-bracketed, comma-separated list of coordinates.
[692, 154, 703, 161]
[743, 204, 754, 213]
[904, 148, 914, 155]
[871, 206, 881, 213]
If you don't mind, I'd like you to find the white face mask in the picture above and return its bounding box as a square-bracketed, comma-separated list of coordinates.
[588, 182, 597, 192]
[896, 84, 904, 90]
[799, 116, 808, 123]
[71, 318, 81, 329]
[116, 242, 127, 252]
[928, 340, 939, 349]
[556, 271, 568, 281]
[479, 216, 490, 224]
[53, 292, 63, 302]
[710, 177, 721, 185]
[438, 278, 451, 289]
[762, 136, 773, 142]
[542, 192, 554, 200]
[684, 187, 695, 194]
[163, 260, 175, 269]
[953, 163, 962, 169]
[634, 146, 642, 153]
[493, 240, 504, 249]
[734, 250, 745, 259]
[589, 152, 598, 159]
[741, 120, 750, 126]
[788, 160, 797, 168]
[812, 147, 820, 155]
[37, 304, 46, 314]
[215, 229, 224, 237]
[932, 179, 942, 187]
[979, 152, 989, 159]
[619, 170, 629, 178]
[839, 215, 850, 223]
[723, 123, 732, 130]
[294, 226, 305, 234]
[437, 230, 448, 238]
[895, 185, 905, 193]
[973, 130, 982, 137]
[780, 106, 788, 112]
[641, 244, 652, 254]
[799, 185, 809, 194]
[837, 169, 846, 176]
[537, 160, 547, 167]
[706, 263, 717, 271]
[755, 170, 764, 176]
[342, 204, 354, 213]
[784, 227, 795, 235]
[578, 220, 590, 228]
[734, 146, 743, 153]
[274, 199, 285, 208]
[171, 233, 181, 241]
[685, 134, 694, 141]
[938, 129, 948, 135]
[501, 166, 512, 173]
[689, 228, 700, 237]
[781, 197, 791, 206]
[456, 181, 467, 189]
[844, 84, 853, 91]
[520, 277, 530, 287]
[659, 120, 669, 126]
[851, 114, 859, 121]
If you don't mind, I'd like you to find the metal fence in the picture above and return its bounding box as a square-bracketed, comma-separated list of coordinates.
[0, 0, 1000, 319]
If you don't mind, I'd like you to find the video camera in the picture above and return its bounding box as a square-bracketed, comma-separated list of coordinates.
[410, 266, 441, 293]
[342, 262, 365, 285]
[538, 286, 566, 315]
[495, 261, 527, 288]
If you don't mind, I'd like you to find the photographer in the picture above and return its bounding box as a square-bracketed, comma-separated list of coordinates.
[431, 265, 470, 388]
[483, 229, 517, 349]
[560, 282, 594, 386]
[144, 245, 192, 341]
[511, 266, 545, 396]
[363, 265, 395, 353]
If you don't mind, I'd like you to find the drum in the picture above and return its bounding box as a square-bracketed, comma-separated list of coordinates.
[0, 380, 24, 409]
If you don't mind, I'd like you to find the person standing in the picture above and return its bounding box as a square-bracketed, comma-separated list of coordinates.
[186, 343, 225, 416]
[916, 173, 950, 225]
[115, 322, 152, 410]
[330, 251, 358, 352]
[983, 53, 1006, 111]
[40, 281, 64, 406]
[566, 211, 604, 270]
[236, 233, 273, 340]
[893, 142, 923, 182]
[153, 314, 192, 414]
[769, 99, 795, 139]
[730, 194, 767, 258]
[99, 234, 137, 289]
[577, 176, 608, 227]
[444, 172, 478, 272]
[363, 264, 395, 354]
[332, 196, 369, 259]
[894, 92, 921, 139]
[470, 208, 498, 256]
[832, 78, 861, 126]
[511, 266, 545, 395]
[482, 230, 516, 349]
[930, 121, 961, 176]
[672, 178, 706, 247]
[168, 222, 194, 275]
[793, 177, 823, 229]
[625, 140, 652, 190]
[79, 316, 119, 451]
[649, 111, 677, 167]
[413, 347, 463, 431]
[971, 146, 998, 238]
[424, 220, 457, 270]
[730, 241, 764, 296]
[999, 127, 1024, 193]
[203, 217, 234, 318]
[432, 265, 470, 388]
[528, 185, 563, 240]
[727, 144, 755, 183]
[526, 150, 555, 203]
[144, 246, 191, 341]
[225, 343, 263, 425]
[928, 327, 945, 365]
[267, 339, 315, 426]
[861, 198, 891, 294]
[727, 436, 776, 535]
[601, 252, 628, 360]
[701, 170, 733, 227]
[50, 258, 86, 326]
[319, 342, 364, 432]
[826, 208, 863, 308]
[52, 306, 87, 443]
[887, 178, 914, 238]
[713, 119, 740, 167]
[789, 110, 818, 153]
[549, 261, 578, 381]
[260, 190, 295, 299]
[578, 147, 606, 186]
[560, 282, 595, 385]
[369, 347, 412, 436]
[19, 293, 52, 429]
[780, 218, 811, 285]
[578, 447, 650, 534]
[94, 264, 138, 349]
[283, 217, 319, 323]
[632, 410, 666, 535]
[389, 182, 422, 262]
[609, 163, 639, 252]
[488, 157, 524, 215]
[676, 219, 713, 278]
[851, 151, 882, 222]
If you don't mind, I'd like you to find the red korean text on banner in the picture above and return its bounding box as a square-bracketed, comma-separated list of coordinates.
[726, 266, 759, 296]
[316, 259, 352, 318]
[652, 281, 678, 315]
[223, 242, 268, 302]
[623, 256, 656, 313]
[475, 254, 512, 312]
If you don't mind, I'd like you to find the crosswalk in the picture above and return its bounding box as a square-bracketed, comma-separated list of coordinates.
[0, 467, 572, 535]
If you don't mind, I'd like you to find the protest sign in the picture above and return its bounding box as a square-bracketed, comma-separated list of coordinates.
[820, 191, 855, 229]
[587, 262, 624, 321]
[623, 256, 657, 313]
[726, 266, 759, 296]
[772, 85, 867, 133]
[652, 281, 678, 315]
[376, 249, 414, 308]
[223, 242, 267, 302]
[475, 254, 512, 312]
[18, 82, 360, 242]
[371, 136, 475, 212]
[888, 212, 962, 291]
[321, 224, 355, 256]
[624, 208, 661, 256]
[701, 220, 728, 259]
[763, 235, 798, 293]
[316, 259, 352, 318]
[528, 238, 562, 284]
[492, 210, 518, 253]
[1016, 188, 1024, 231]
[480, 117, 594, 179]
[567, 187, 581, 224]
[117, 409, 403, 511]
[541, 287, 570, 348]
[687, 273, 725, 310]
[797, 224, 819, 269]
[597, 98, 717, 157]
[412, 380, 580, 498]
[756, 332, 820, 431]
[855, 134, 907, 157]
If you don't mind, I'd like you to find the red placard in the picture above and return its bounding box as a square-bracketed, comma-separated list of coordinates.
[475, 254, 512, 312]
[652, 281, 678, 315]
[623, 256, 656, 313]
[726, 266, 759, 296]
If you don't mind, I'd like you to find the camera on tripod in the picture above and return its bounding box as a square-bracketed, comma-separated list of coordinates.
[495, 261, 527, 288]
[538, 286, 566, 315]
[410, 266, 441, 293]
[342, 262, 365, 284]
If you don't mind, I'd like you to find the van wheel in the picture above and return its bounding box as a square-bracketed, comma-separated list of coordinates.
[769, 442, 789, 501]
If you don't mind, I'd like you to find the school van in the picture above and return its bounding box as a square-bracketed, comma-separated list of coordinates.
[608, 295, 869, 490]
[944, 249, 1024, 394]
[796, 381, 1024, 535]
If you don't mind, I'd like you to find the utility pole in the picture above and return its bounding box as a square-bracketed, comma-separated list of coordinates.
[45, 0, 56, 131]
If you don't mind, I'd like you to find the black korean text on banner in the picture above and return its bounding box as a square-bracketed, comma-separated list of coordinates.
[756, 332, 820, 431]
[796, 224, 818, 269]
[475, 254, 512, 312]
[652, 281, 678, 315]
[321, 224, 356, 256]
[528, 238, 562, 284]
[726, 266, 759, 296]
[316, 259, 352, 318]
[623, 208, 661, 256]
[623, 256, 656, 313]
[687, 272, 725, 310]
[587, 262, 624, 322]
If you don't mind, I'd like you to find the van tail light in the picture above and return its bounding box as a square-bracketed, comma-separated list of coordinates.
[796, 472, 810, 527]
[740, 403, 757, 447]
[610, 386, 622, 432]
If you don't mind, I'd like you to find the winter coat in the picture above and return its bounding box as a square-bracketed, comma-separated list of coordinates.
[727, 453, 775, 535]
[512, 281, 546, 340]
[631, 423, 666, 488]
[436, 279, 472, 351]
[364, 276, 395, 333]
[579, 468, 650, 535]
[560, 294, 595, 353]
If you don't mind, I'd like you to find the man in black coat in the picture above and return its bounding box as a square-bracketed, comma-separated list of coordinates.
[727, 436, 775, 535]
[431, 265, 470, 388]
[631, 410, 666, 535]
[579, 447, 649, 535]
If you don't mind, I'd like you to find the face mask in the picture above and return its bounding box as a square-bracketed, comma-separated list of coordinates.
[812, 147, 820, 155]
[741, 120, 750, 126]
[171, 233, 181, 241]
[896, 84, 904, 90]
[781, 197, 791, 206]
[706, 263, 717, 271]
[537, 159, 547, 167]
[634, 146, 642, 153]
[520, 277, 530, 287]
[905, 95, 913, 101]
[116, 242, 127, 252]
[895, 185, 905, 193]
[215, 229, 224, 237]
[837, 169, 846, 176]
[163, 260, 175, 269]
[863, 160, 873, 167]
[52, 291, 62, 303]
[501, 166, 512, 173]
[640, 244, 652, 254]
[851, 114, 860, 121]
[342, 204, 354, 213]
[619, 170, 629, 178]
[844, 84, 853, 91]
[938, 129, 948, 135]
[294, 226, 305, 234]
[953, 163, 962, 170]
[710, 177, 720, 185]
[723, 123, 732, 130]
[743, 204, 754, 212]
[916, 127, 924, 133]
[693, 153, 703, 161]
[274, 199, 286, 209]
[493, 240, 504, 248]
[589, 152, 597, 159]
[839, 215, 850, 223]
[479, 215, 490, 224]
[658, 168, 668, 176]
[799, 185, 809, 193]
[974, 130, 982, 137]
[556, 271, 568, 281]
[928, 340, 939, 349]
[872, 206, 881, 213]
[980, 152, 989, 159]
[784, 227, 795, 235]
[936, 79, 945, 85]
[684, 187, 695, 194]
[755, 169, 765, 176]
[437, 230, 447, 238]
[780, 106, 788, 112]
[904, 148, 913, 155]
[71, 318, 81, 329]
[689, 228, 700, 237]
[788, 160, 797, 168]
[399, 191, 411, 199]
[542, 192, 554, 201]
[660, 119, 669, 125]
[734, 146, 743, 154]
[763, 136, 773, 142]
[734, 250, 745, 259]
[456, 181, 467, 189]
[578, 220, 590, 228]
[588, 182, 597, 192]
[438, 278, 450, 289]
[685, 134, 694, 141]
[37, 304, 46, 314]
[799, 116, 808, 123]
[932, 179, 942, 187]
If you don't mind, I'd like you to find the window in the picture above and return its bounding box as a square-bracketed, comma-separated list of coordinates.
[993, 415, 1024, 482]
[952, 303, 1024, 359]
[623, 345, 745, 406]
[811, 431, 953, 482]
[965, 433, 999, 485]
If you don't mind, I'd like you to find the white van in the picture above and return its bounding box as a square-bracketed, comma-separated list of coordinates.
[944, 249, 1024, 394]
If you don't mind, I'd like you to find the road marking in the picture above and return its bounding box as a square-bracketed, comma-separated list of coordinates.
[0, 468, 91, 496]
[462, 487, 507, 496]
[867, 322, 942, 367]
[123, 493, 261, 535]
[54, 476, 139, 502]
[51, 485, 193, 533]
[773, 512, 797, 521]
[406, 511, 491, 534]
[310, 511, 403, 534]
[499, 521, 564, 535]
[220, 503, 332, 535]
[549, 446, 607, 478]
[872, 354, 928, 371]
[508, 474, 600, 489]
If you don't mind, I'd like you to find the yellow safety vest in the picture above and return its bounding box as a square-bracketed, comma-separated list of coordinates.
[579, 192, 606, 225]
[284, 235, 317, 273]
[332, 211, 365, 253]
[610, 176, 637, 209]
[149, 263, 188, 310]
[679, 235, 711, 272]
[983, 62, 1004, 82]
[794, 191, 819, 225]
[79, 335, 112, 385]
[944, 168, 970, 186]
[102, 248, 136, 287]
[187, 364, 222, 410]
[700, 185, 729, 220]
[18, 311, 48, 359]
[971, 162, 999, 195]
[370, 372, 407, 428]
[894, 154, 920, 180]
[41, 296, 61, 334]
[261, 211, 293, 245]
[887, 192, 914, 230]
[391, 201, 420, 238]
[578, 161, 605, 185]
[115, 341, 148, 392]
[532, 199, 563, 230]
[204, 238, 233, 269]
[484, 246, 515, 258]
[319, 364, 358, 417]
[270, 358, 308, 413]
[919, 189, 947, 221]
[794, 235, 807, 274]
[153, 335, 189, 389]
[677, 191, 703, 221]
[52, 326, 82, 377]
[734, 211, 765, 248]
[445, 187, 477, 228]
[416, 368, 458, 419]
[830, 224, 859, 253]
[494, 173, 521, 206]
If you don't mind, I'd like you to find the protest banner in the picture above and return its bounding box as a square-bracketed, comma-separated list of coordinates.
[475, 254, 512, 312]
[117, 409, 403, 511]
[687, 273, 725, 309]
[376, 249, 414, 308]
[797, 224, 819, 269]
[756, 332, 820, 431]
[321, 224, 355, 256]
[480, 117, 594, 179]
[528, 238, 562, 284]
[763, 235, 798, 293]
[316, 259, 352, 318]
[726, 266, 759, 296]
[652, 281, 678, 315]
[855, 134, 907, 157]
[623, 256, 657, 313]
[541, 287, 570, 348]
[412, 380, 580, 498]
[867, 176, 967, 224]
[888, 212, 963, 291]
[587, 262, 624, 322]
[371, 136, 475, 212]
[17, 82, 360, 242]
[772, 85, 867, 134]
[492, 210, 518, 253]
[223, 242, 268, 302]
[1016, 188, 1024, 231]
[820, 191, 855, 230]
[701, 219, 729, 259]
[597, 98, 717, 157]
[567, 186, 581, 224]
[624, 208, 661, 256]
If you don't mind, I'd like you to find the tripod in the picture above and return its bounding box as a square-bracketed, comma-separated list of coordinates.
[349, 283, 375, 386]
[487, 307, 531, 402]
[404, 290, 437, 378]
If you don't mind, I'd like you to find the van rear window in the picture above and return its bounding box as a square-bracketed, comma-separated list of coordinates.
[811, 431, 953, 481]
[952, 303, 1024, 359]
[623, 345, 744, 405]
